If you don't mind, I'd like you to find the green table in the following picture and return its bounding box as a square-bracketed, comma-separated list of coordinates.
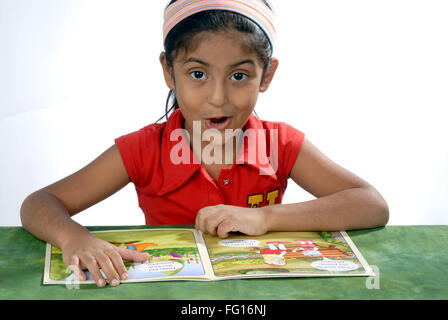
[0, 225, 447, 300]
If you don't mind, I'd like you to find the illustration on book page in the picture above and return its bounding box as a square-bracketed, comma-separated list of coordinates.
[45, 229, 206, 284]
[203, 231, 373, 278]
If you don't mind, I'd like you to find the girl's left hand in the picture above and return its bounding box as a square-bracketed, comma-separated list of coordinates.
[195, 204, 269, 238]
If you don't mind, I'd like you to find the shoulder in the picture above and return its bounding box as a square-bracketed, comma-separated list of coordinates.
[113, 109, 184, 186]
[116, 109, 184, 148]
[258, 118, 306, 179]
[114, 122, 167, 186]
[258, 119, 305, 148]
[116, 122, 166, 146]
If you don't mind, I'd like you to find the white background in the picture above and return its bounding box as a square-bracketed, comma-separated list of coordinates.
[1, 0, 447, 226]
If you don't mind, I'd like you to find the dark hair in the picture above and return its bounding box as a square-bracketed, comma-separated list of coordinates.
[156, 0, 274, 123]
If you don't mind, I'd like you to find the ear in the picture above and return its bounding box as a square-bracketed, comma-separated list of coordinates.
[159, 52, 175, 90]
[259, 57, 279, 93]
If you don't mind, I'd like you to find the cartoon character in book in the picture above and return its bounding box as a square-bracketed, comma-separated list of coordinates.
[296, 240, 322, 257]
[258, 242, 288, 266]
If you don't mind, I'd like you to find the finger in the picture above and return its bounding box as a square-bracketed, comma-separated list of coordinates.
[204, 216, 219, 235]
[205, 210, 228, 236]
[117, 247, 150, 263]
[196, 206, 216, 232]
[65, 255, 86, 281]
[79, 258, 100, 270]
[95, 252, 121, 287]
[82, 255, 106, 287]
[217, 220, 234, 238]
[195, 209, 205, 231]
[105, 248, 129, 280]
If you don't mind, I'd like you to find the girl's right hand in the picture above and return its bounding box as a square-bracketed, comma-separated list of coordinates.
[61, 234, 149, 287]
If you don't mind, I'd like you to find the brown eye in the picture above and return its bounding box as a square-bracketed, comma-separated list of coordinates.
[231, 72, 247, 81]
[190, 71, 206, 80]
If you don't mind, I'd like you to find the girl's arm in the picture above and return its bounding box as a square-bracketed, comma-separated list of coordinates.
[20, 144, 149, 287]
[263, 139, 389, 231]
[195, 139, 389, 237]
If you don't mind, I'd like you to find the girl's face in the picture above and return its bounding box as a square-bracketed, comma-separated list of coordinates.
[160, 30, 278, 148]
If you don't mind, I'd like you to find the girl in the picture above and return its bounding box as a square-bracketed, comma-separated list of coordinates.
[20, 0, 389, 288]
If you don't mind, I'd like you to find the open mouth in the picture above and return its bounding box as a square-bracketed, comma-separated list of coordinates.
[205, 116, 231, 130]
[210, 117, 228, 124]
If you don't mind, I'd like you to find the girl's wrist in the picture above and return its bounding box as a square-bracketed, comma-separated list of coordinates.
[259, 203, 303, 233]
[57, 223, 92, 251]
[259, 205, 276, 232]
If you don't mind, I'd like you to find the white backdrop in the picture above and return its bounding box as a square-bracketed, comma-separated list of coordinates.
[1, 0, 447, 226]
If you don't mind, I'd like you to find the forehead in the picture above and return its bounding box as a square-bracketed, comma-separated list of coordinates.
[174, 31, 263, 66]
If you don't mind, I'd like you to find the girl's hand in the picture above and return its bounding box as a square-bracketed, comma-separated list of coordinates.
[195, 204, 269, 238]
[61, 234, 149, 287]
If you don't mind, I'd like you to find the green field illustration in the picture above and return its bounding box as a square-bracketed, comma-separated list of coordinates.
[49, 229, 205, 281]
[203, 231, 366, 277]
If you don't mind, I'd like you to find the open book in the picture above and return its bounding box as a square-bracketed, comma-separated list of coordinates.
[43, 228, 374, 284]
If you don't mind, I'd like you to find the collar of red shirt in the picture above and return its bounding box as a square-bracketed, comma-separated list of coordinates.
[158, 109, 278, 195]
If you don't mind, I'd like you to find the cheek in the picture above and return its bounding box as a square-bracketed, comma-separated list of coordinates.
[176, 83, 202, 111]
[232, 87, 259, 113]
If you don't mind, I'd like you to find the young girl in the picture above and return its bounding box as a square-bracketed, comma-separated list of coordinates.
[20, 0, 388, 288]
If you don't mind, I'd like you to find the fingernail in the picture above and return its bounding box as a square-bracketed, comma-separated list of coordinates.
[97, 279, 105, 287]
[111, 279, 120, 286]
[121, 272, 128, 280]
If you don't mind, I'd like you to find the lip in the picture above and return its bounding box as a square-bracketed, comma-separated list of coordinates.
[205, 116, 232, 130]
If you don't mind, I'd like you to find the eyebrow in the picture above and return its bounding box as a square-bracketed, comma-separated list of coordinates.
[183, 57, 256, 68]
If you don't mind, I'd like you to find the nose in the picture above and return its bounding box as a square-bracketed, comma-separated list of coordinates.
[207, 79, 228, 108]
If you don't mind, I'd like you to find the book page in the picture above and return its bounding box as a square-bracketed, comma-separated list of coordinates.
[43, 228, 212, 285]
[202, 231, 375, 280]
